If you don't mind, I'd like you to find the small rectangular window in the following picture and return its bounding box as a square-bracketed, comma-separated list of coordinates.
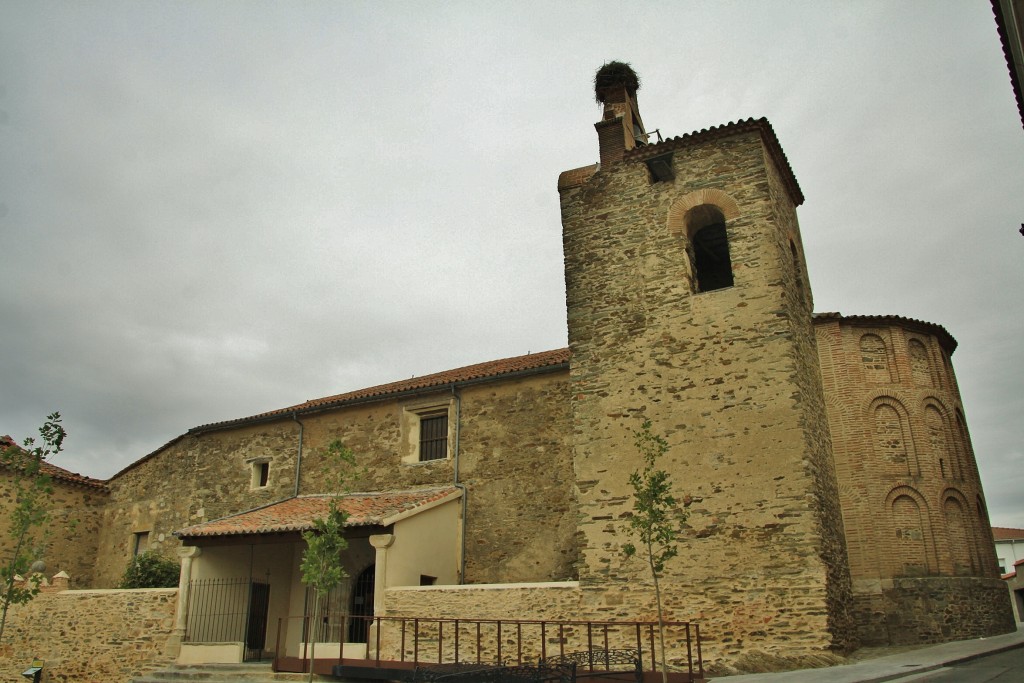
[250, 460, 270, 489]
[419, 414, 448, 462]
[420, 575, 437, 586]
[133, 531, 150, 556]
[401, 400, 453, 465]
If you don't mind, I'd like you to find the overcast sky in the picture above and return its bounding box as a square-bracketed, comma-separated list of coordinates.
[1, 1, 1022, 525]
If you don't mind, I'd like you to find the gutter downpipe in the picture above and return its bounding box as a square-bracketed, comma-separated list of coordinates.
[451, 384, 468, 584]
[292, 412, 304, 497]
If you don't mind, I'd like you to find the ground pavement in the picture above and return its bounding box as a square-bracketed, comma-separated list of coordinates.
[710, 626, 1024, 682]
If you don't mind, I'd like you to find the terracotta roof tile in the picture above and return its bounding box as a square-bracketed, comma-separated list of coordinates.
[993, 526, 1024, 540]
[175, 486, 461, 539]
[189, 348, 570, 435]
[1, 435, 109, 491]
[112, 349, 571, 480]
[991, 0, 1024, 129]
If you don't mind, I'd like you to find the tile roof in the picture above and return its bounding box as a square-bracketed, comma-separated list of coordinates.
[112, 349, 570, 480]
[1003, 557, 1024, 580]
[993, 526, 1024, 540]
[175, 486, 461, 539]
[813, 312, 958, 355]
[188, 348, 571, 435]
[1, 435, 109, 491]
[991, 0, 1024, 129]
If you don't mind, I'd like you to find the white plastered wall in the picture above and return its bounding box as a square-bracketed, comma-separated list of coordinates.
[385, 499, 460, 587]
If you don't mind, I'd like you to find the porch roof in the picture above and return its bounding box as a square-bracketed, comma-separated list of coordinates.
[174, 486, 461, 539]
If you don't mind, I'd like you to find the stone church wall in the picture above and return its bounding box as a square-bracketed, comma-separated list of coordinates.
[93, 436, 201, 586]
[560, 120, 854, 671]
[91, 369, 577, 588]
[292, 370, 578, 584]
[0, 470, 105, 589]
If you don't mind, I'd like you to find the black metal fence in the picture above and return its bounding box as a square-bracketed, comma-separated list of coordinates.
[184, 577, 271, 662]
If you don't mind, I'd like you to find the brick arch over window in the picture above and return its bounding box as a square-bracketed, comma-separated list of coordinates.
[666, 189, 741, 232]
[667, 190, 741, 293]
[860, 333, 894, 383]
[953, 408, 976, 483]
[885, 485, 937, 577]
[908, 338, 933, 387]
[869, 395, 919, 477]
[941, 487, 978, 575]
[922, 399, 959, 480]
[975, 494, 997, 575]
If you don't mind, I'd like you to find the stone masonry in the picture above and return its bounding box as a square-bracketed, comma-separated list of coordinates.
[558, 79, 854, 670]
[0, 582, 177, 683]
[0, 64, 1012, 677]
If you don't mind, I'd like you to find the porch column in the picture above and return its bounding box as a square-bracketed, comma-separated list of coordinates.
[173, 546, 202, 637]
[369, 534, 395, 614]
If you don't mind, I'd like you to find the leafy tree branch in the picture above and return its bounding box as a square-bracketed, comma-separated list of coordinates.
[0, 412, 66, 644]
[622, 419, 687, 683]
[300, 440, 356, 681]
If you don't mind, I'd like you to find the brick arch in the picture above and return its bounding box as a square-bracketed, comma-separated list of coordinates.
[940, 487, 978, 575]
[907, 337, 934, 387]
[921, 397, 959, 479]
[884, 484, 938, 577]
[953, 408, 978, 484]
[666, 188, 741, 235]
[862, 388, 915, 411]
[860, 333, 894, 383]
[868, 395, 920, 477]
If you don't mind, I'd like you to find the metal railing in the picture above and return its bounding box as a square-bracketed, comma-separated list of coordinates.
[273, 614, 703, 680]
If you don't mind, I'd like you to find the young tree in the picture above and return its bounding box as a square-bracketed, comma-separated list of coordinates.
[621, 419, 687, 683]
[0, 412, 66, 644]
[300, 440, 355, 681]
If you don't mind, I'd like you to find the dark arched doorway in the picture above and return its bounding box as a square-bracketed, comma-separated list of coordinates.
[348, 564, 375, 642]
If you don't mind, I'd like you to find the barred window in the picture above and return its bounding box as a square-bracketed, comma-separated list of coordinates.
[419, 414, 448, 462]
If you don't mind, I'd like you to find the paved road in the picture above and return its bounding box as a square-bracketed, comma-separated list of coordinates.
[898, 647, 1024, 682]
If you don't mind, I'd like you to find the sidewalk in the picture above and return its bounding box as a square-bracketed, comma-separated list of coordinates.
[709, 627, 1024, 682]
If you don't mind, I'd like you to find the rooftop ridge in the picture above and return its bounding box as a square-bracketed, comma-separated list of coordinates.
[1, 435, 109, 491]
[623, 117, 805, 207]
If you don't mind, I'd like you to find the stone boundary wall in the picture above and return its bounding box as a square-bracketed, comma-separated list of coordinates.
[0, 587, 177, 683]
[381, 582, 710, 672]
[380, 582, 584, 663]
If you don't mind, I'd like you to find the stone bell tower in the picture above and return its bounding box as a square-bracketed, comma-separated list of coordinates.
[558, 62, 855, 667]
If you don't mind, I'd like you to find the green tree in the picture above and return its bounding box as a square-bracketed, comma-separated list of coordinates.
[300, 440, 355, 681]
[0, 412, 66, 644]
[622, 419, 687, 683]
[118, 551, 180, 588]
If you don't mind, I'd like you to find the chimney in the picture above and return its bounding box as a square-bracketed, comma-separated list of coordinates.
[593, 61, 647, 167]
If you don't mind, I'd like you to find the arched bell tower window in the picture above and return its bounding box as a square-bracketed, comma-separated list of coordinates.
[686, 204, 733, 292]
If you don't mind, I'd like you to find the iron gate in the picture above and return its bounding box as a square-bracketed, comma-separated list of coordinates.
[185, 577, 271, 662]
